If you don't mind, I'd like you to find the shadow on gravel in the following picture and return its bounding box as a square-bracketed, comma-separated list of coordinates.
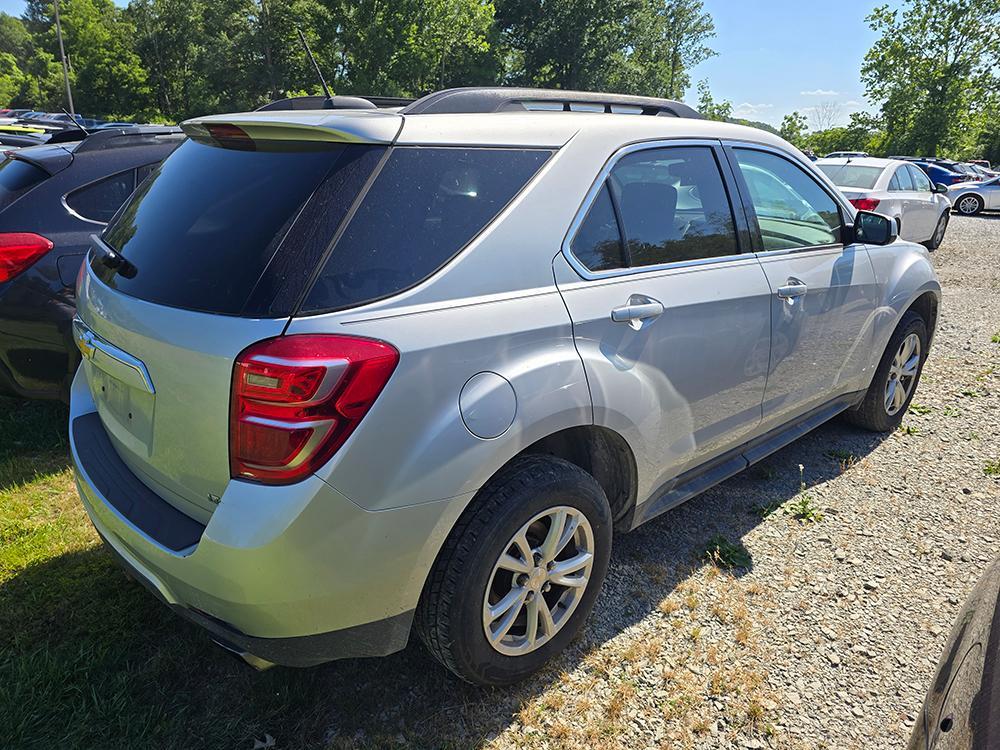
[0, 417, 890, 749]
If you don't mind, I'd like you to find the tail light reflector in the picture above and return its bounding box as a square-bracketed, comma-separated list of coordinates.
[230, 335, 399, 485]
[849, 198, 881, 212]
[0, 232, 53, 282]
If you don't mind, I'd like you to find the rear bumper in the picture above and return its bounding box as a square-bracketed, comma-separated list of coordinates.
[70, 372, 469, 666]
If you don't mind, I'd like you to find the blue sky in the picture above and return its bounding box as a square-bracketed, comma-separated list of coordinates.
[1, 0, 887, 127]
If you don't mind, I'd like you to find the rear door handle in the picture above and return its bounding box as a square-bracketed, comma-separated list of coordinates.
[611, 296, 664, 330]
[776, 279, 808, 301]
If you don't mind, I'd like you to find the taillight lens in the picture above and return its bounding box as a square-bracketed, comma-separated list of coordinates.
[0, 232, 53, 282]
[230, 335, 399, 484]
[849, 198, 880, 212]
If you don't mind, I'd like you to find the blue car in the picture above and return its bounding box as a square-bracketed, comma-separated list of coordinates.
[910, 161, 965, 187]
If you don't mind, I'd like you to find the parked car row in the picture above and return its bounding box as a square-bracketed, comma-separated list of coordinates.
[0, 108, 154, 157]
[0, 126, 182, 399]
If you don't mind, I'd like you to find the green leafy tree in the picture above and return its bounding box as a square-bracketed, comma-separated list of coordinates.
[621, 0, 716, 98]
[695, 79, 730, 121]
[779, 111, 808, 147]
[862, 0, 1000, 156]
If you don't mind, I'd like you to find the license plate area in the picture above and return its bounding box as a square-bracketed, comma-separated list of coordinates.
[88, 363, 156, 455]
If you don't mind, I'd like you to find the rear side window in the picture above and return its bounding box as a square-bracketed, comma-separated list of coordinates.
[98, 138, 361, 315]
[0, 158, 47, 210]
[891, 166, 914, 191]
[569, 145, 738, 272]
[570, 184, 626, 272]
[301, 147, 550, 313]
[611, 147, 738, 267]
[66, 169, 136, 223]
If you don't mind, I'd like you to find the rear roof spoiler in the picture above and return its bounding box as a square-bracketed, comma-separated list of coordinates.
[181, 111, 403, 145]
[401, 87, 703, 119]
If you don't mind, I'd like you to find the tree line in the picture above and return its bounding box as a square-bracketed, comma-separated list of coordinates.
[0, 0, 718, 122]
[1, 0, 998, 163]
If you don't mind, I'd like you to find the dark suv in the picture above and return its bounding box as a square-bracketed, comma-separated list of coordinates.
[0, 127, 182, 399]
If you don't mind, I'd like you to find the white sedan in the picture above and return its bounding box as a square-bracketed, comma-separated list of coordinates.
[816, 157, 952, 250]
[948, 176, 1000, 216]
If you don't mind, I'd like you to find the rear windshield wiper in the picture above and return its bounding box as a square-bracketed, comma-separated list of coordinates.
[90, 233, 138, 279]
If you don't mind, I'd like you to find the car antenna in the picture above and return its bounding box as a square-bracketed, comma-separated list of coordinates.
[296, 26, 332, 101]
[60, 107, 89, 136]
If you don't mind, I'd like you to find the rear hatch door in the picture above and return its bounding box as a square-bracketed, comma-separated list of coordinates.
[76, 112, 398, 520]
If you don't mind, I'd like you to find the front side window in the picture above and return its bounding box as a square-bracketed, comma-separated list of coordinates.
[733, 149, 842, 251]
[66, 170, 137, 223]
[908, 165, 932, 192]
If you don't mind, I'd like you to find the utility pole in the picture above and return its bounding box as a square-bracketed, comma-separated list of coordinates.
[54, 0, 75, 114]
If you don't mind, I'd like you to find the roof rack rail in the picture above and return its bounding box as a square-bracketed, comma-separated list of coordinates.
[400, 87, 702, 119]
[256, 95, 415, 112]
[72, 126, 183, 154]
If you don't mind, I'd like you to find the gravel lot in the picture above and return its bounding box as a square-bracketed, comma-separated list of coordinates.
[313, 214, 999, 750]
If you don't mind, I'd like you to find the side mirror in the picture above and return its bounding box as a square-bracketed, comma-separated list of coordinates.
[934, 182, 949, 194]
[853, 210, 898, 246]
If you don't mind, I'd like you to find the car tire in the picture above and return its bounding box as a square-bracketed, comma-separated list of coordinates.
[844, 311, 928, 432]
[416, 454, 612, 686]
[955, 194, 983, 216]
[923, 211, 949, 250]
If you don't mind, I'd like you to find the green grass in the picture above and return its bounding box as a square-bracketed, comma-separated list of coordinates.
[991, 332, 1000, 344]
[699, 535, 752, 570]
[986, 460, 1000, 477]
[2, 396, 523, 749]
[908, 403, 932, 415]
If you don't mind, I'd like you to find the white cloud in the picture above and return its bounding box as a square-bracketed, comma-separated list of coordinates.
[733, 102, 774, 118]
[800, 88, 839, 96]
[843, 100, 862, 107]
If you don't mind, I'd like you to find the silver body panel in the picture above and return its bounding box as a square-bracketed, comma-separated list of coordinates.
[71, 110, 941, 651]
[948, 178, 1000, 211]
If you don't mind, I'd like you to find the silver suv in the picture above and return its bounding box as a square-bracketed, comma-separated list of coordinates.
[70, 88, 940, 686]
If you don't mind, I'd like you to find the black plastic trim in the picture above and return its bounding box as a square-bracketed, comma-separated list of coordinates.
[402, 87, 703, 119]
[629, 390, 865, 529]
[72, 412, 205, 551]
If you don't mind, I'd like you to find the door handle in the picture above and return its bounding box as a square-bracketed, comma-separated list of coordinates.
[611, 297, 664, 330]
[776, 280, 808, 301]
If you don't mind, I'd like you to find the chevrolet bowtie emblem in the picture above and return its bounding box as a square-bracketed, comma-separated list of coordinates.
[72, 317, 96, 360]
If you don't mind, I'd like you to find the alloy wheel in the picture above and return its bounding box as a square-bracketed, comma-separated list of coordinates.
[482, 506, 595, 656]
[884, 332, 921, 416]
[958, 196, 980, 215]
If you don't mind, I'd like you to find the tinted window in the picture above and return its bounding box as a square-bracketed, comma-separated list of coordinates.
[817, 164, 883, 189]
[99, 138, 359, 315]
[570, 183, 626, 271]
[66, 170, 136, 223]
[734, 149, 841, 251]
[0, 158, 47, 209]
[894, 166, 915, 191]
[302, 147, 550, 312]
[908, 165, 932, 191]
[608, 146, 737, 267]
[135, 162, 157, 184]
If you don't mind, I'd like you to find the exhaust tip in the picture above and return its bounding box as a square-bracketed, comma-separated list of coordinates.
[212, 638, 277, 671]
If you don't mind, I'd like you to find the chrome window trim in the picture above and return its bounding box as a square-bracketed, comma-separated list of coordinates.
[61, 166, 138, 226]
[561, 138, 750, 281]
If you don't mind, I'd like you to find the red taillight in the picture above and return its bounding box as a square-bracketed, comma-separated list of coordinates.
[0, 232, 54, 283]
[849, 198, 881, 212]
[230, 335, 399, 485]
